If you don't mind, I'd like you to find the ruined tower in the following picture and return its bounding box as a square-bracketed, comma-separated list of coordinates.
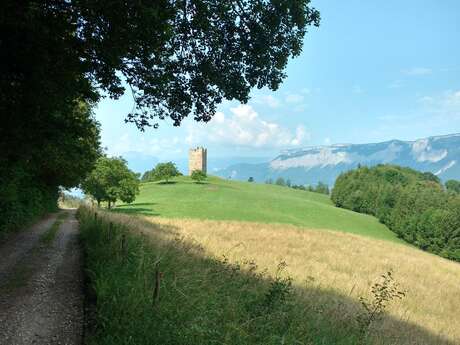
[188, 147, 207, 175]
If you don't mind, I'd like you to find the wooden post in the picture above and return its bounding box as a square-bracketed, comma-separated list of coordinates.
[108, 222, 113, 241]
[121, 233, 126, 256]
[152, 268, 162, 306]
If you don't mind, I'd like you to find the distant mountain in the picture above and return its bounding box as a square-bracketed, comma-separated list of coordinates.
[215, 134, 460, 186]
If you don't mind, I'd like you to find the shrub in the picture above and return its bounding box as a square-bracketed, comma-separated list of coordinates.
[0, 166, 58, 236]
[191, 170, 207, 183]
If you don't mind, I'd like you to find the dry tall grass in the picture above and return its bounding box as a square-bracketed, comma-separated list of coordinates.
[103, 212, 460, 344]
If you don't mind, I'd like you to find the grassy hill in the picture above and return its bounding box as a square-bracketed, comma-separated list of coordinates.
[79, 207, 460, 345]
[115, 175, 402, 242]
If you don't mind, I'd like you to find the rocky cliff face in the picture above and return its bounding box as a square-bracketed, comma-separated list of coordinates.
[215, 134, 460, 185]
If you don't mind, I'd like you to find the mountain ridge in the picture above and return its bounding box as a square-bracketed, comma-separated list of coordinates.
[215, 133, 460, 185]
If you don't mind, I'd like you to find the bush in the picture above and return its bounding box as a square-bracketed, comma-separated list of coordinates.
[0, 166, 58, 236]
[331, 165, 460, 261]
[191, 170, 207, 183]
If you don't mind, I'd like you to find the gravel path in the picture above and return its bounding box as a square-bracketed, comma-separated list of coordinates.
[0, 209, 84, 345]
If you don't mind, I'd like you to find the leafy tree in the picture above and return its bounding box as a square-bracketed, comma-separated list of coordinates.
[315, 182, 330, 195]
[445, 180, 460, 194]
[141, 170, 153, 182]
[286, 179, 292, 187]
[152, 162, 180, 183]
[248, 177, 254, 183]
[421, 172, 441, 184]
[275, 177, 286, 186]
[331, 164, 460, 261]
[265, 179, 273, 184]
[81, 156, 140, 208]
[0, 101, 101, 233]
[3, 1, 320, 132]
[191, 170, 207, 184]
[0, 0, 320, 234]
[305, 182, 329, 194]
[1, 1, 319, 232]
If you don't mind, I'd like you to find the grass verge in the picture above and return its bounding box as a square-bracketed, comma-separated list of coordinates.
[40, 211, 68, 245]
[77, 206, 458, 345]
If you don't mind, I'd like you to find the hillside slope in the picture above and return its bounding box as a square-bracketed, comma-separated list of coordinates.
[80, 208, 460, 345]
[115, 176, 401, 242]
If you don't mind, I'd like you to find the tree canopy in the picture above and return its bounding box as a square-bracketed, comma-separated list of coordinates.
[331, 164, 460, 261]
[81, 156, 140, 208]
[1, 0, 319, 233]
[154, 162, 180, 183]
[445, 180, 460, 194]
[2, 0, 320, 131]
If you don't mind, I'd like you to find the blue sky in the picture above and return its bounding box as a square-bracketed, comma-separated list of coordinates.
[95, 0, 460, 165]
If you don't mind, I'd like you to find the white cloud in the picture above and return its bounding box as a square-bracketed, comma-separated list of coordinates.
[301, 88, 311, 94]
[293, 104, 307, 113]
[186, 104, 310, 149]
[253, 94, 281, 108]
[417, 90, 460, 120]
[402, 67, 432, 76]
[285, 93, 305, 104]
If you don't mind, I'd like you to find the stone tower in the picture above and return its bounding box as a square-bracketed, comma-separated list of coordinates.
[188, 147, 207, 175]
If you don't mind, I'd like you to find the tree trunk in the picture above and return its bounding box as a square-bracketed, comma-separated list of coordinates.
[97, 199, 101, 208]
[108, 200, 111, 209]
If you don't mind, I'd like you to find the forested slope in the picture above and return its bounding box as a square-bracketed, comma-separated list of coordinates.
[332, 165, 460, 261]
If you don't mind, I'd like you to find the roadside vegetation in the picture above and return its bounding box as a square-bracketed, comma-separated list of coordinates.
[58, 193, 83, 209]
[78, 207, 460, 345]
[115, 176, 399, 242]
[332, 165, 460, 261]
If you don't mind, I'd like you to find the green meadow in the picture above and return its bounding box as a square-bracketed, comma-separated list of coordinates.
[115, 176, 402, 243]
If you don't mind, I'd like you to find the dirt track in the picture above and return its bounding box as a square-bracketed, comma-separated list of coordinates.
[0, 209, 83, 345]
